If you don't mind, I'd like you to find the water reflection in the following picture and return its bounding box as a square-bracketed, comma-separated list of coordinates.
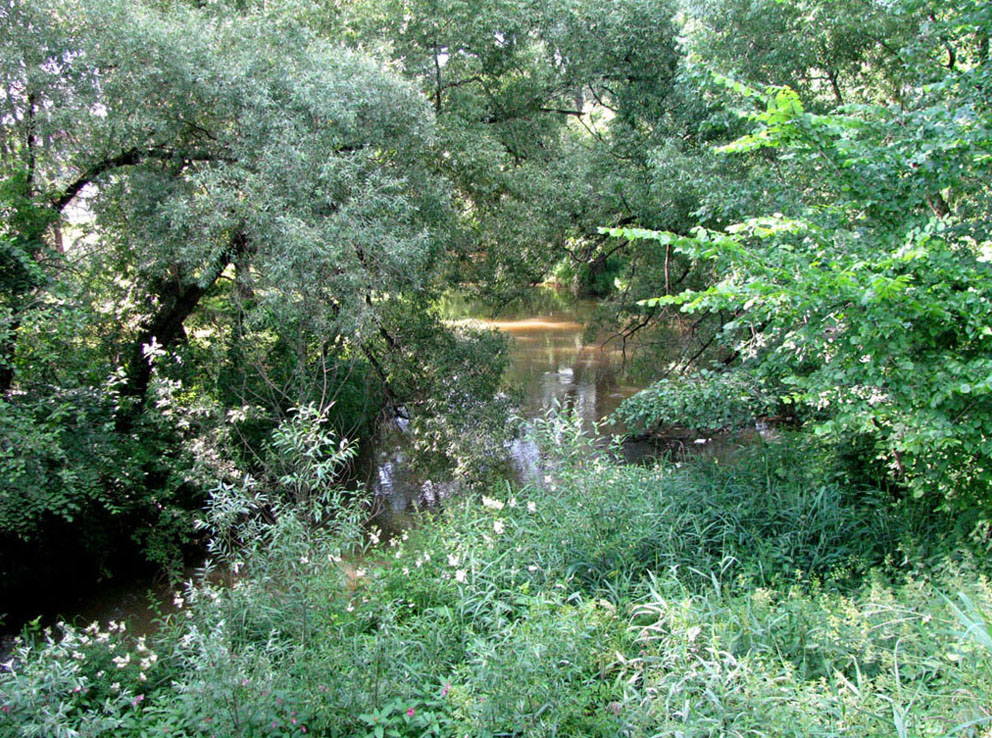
[366, 289, 646, 531]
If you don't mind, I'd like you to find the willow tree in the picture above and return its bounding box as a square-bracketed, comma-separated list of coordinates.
[0, 0, 469, 601]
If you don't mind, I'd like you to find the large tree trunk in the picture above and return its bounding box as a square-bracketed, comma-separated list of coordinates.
[116, 232, 244, 431]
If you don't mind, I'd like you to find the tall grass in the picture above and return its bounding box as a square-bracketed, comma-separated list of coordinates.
[3, 422, 991, 737]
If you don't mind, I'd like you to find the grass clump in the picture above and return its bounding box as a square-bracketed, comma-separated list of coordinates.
[2, 414, 992, 736]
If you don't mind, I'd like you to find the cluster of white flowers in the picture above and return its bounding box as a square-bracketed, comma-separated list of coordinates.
[481, 496, 505, 511]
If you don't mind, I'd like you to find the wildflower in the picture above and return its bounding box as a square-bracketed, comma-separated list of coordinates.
[447, 554, 459, 567]
[354, 568, 366, 578]
[139, 672, 147, 682]
[508, 498, 517, 508]
[110, 683, 120, 692]
[132, 694, 144, 707]
[72, 651, 85, 660]
[455, 569, 467, 583]
[407, 708, 415, 717]
[402, 567, 410, 576]
[369, 530, 380, 545]
[441, 683, 450, 697]
[346, 603, 354, 613]
[527, 501, 537, 513]
[528, 565, 539, 572]
[493, 520, 505, 535]
[481, 496, 504, 511]
[113, 654, 131, 668]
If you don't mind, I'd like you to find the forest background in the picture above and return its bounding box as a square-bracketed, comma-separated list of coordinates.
[1, 0, 991, 735]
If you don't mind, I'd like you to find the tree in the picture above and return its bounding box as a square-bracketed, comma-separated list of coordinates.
[0, 0, 465, 599]
[611, 0, 992, 526]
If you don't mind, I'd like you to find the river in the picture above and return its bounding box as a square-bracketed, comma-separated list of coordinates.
[10, 289, 734, 638]
[363, 288, 651, 532]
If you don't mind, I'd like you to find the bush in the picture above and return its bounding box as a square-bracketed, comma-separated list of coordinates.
[3, 419, 991, 737]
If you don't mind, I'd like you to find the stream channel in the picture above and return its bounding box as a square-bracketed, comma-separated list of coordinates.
[16, 288, 743, 637]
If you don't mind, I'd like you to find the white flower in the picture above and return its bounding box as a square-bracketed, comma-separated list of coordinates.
[402, 567, 410, 576]
[527, 501, 537, 513]
[493, 520, 505, 535]
[528, 565, 539, 572]
[354, 568, 366, 578]
[113, 654, 130, 668]
[482, 496, 505, 511]
[447, 554, 460, 567]
[455, 569, 467, 583]
[139, 672, 147, 682]
[508, 498, 517, 508]
[172, 592, 184, 609]
[110, 682, 121, 692]
[346, 603, 354, 613]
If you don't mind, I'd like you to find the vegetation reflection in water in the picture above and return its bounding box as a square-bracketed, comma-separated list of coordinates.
[364, 289, 646, 534]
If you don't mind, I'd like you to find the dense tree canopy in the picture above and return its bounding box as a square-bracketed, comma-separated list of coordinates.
[1, 0, 991, 621]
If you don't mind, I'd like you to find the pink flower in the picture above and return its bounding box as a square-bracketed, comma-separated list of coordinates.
[441, 683, 450, 697]
[132, 694, 144, 707]
[407, 707, 415, 717]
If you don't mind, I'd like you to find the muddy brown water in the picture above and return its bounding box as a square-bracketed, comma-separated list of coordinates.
[8, 289, 748, 640]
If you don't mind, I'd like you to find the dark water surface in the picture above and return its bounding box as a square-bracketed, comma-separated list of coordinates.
[10, 289, 746, 638]
[363, 289, 651, 532]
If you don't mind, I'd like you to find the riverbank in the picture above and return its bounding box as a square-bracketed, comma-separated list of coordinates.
[4, 423, 990, 737]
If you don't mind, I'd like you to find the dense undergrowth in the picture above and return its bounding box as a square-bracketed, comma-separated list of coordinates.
[2, 416, 991, 737]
